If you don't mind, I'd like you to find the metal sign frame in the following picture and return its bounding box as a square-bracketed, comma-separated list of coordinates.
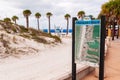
[72, 16, 105, 80]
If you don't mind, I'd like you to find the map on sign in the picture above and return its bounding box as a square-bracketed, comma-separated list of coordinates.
[75, 19, 101, 64]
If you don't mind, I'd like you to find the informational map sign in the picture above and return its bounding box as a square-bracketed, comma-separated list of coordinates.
[75, 19, 101, 64]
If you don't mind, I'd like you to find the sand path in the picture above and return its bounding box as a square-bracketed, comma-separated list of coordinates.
[0, 38, 85, 80]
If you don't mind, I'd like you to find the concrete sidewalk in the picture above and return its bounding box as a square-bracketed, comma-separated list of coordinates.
[81, 39, 120, 80]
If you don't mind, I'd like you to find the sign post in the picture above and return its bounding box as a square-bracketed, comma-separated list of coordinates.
[72, 16, 105, 80]
[72, 17, 77, 80]
[99, 15, 105, 80]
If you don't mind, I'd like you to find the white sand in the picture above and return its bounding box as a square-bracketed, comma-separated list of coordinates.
[0, 37, 86, 80]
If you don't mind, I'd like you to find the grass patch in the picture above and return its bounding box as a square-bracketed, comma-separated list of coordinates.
[32, 36, 48, 44]
[19, 26, 28, 33]
[19, 34, 31, 39]
[50, 35, 61, 43]
[0, 20, 61, 44]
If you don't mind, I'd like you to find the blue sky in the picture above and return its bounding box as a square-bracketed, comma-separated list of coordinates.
[0, 0, 108, 29]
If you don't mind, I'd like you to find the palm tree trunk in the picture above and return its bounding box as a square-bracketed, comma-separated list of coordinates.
[15, 20, 16, 24]
[26, 16, 29, 29]
[117, 25, 119, 39]
[112, 22, 115, 40]
[48, 17, 51, 34]
[66, 19, 69, 35]
[119, 25, 120, 37]
[37, 18, 40, 30]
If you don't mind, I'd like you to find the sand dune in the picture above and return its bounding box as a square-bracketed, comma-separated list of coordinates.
[0, 37, 86, 80]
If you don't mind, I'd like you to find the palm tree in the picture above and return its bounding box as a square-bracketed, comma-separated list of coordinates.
[4, 17, 11, 23]
[12, 16, 19, 24]
[88, 15, 93, 19]
[100, 0, 120, 39]
[77, 11, 85, 19]
[35, 12, 41, 30]
[64, 14, 71, 35]
[101, 0, 120, 22]
[46, 12, 52, 34]
[23, 9, 32, 29]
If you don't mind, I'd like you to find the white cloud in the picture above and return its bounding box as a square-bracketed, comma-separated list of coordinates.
[0, 0, 109, 29]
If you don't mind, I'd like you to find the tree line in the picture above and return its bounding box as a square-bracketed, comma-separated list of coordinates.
[99, 0, 120, 25]
[99, 0, 120, 39]
[3, 10, 87, 35]
[3, 0, 120, 35]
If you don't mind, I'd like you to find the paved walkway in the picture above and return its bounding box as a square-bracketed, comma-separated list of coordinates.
[81, 39, 120, 80]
